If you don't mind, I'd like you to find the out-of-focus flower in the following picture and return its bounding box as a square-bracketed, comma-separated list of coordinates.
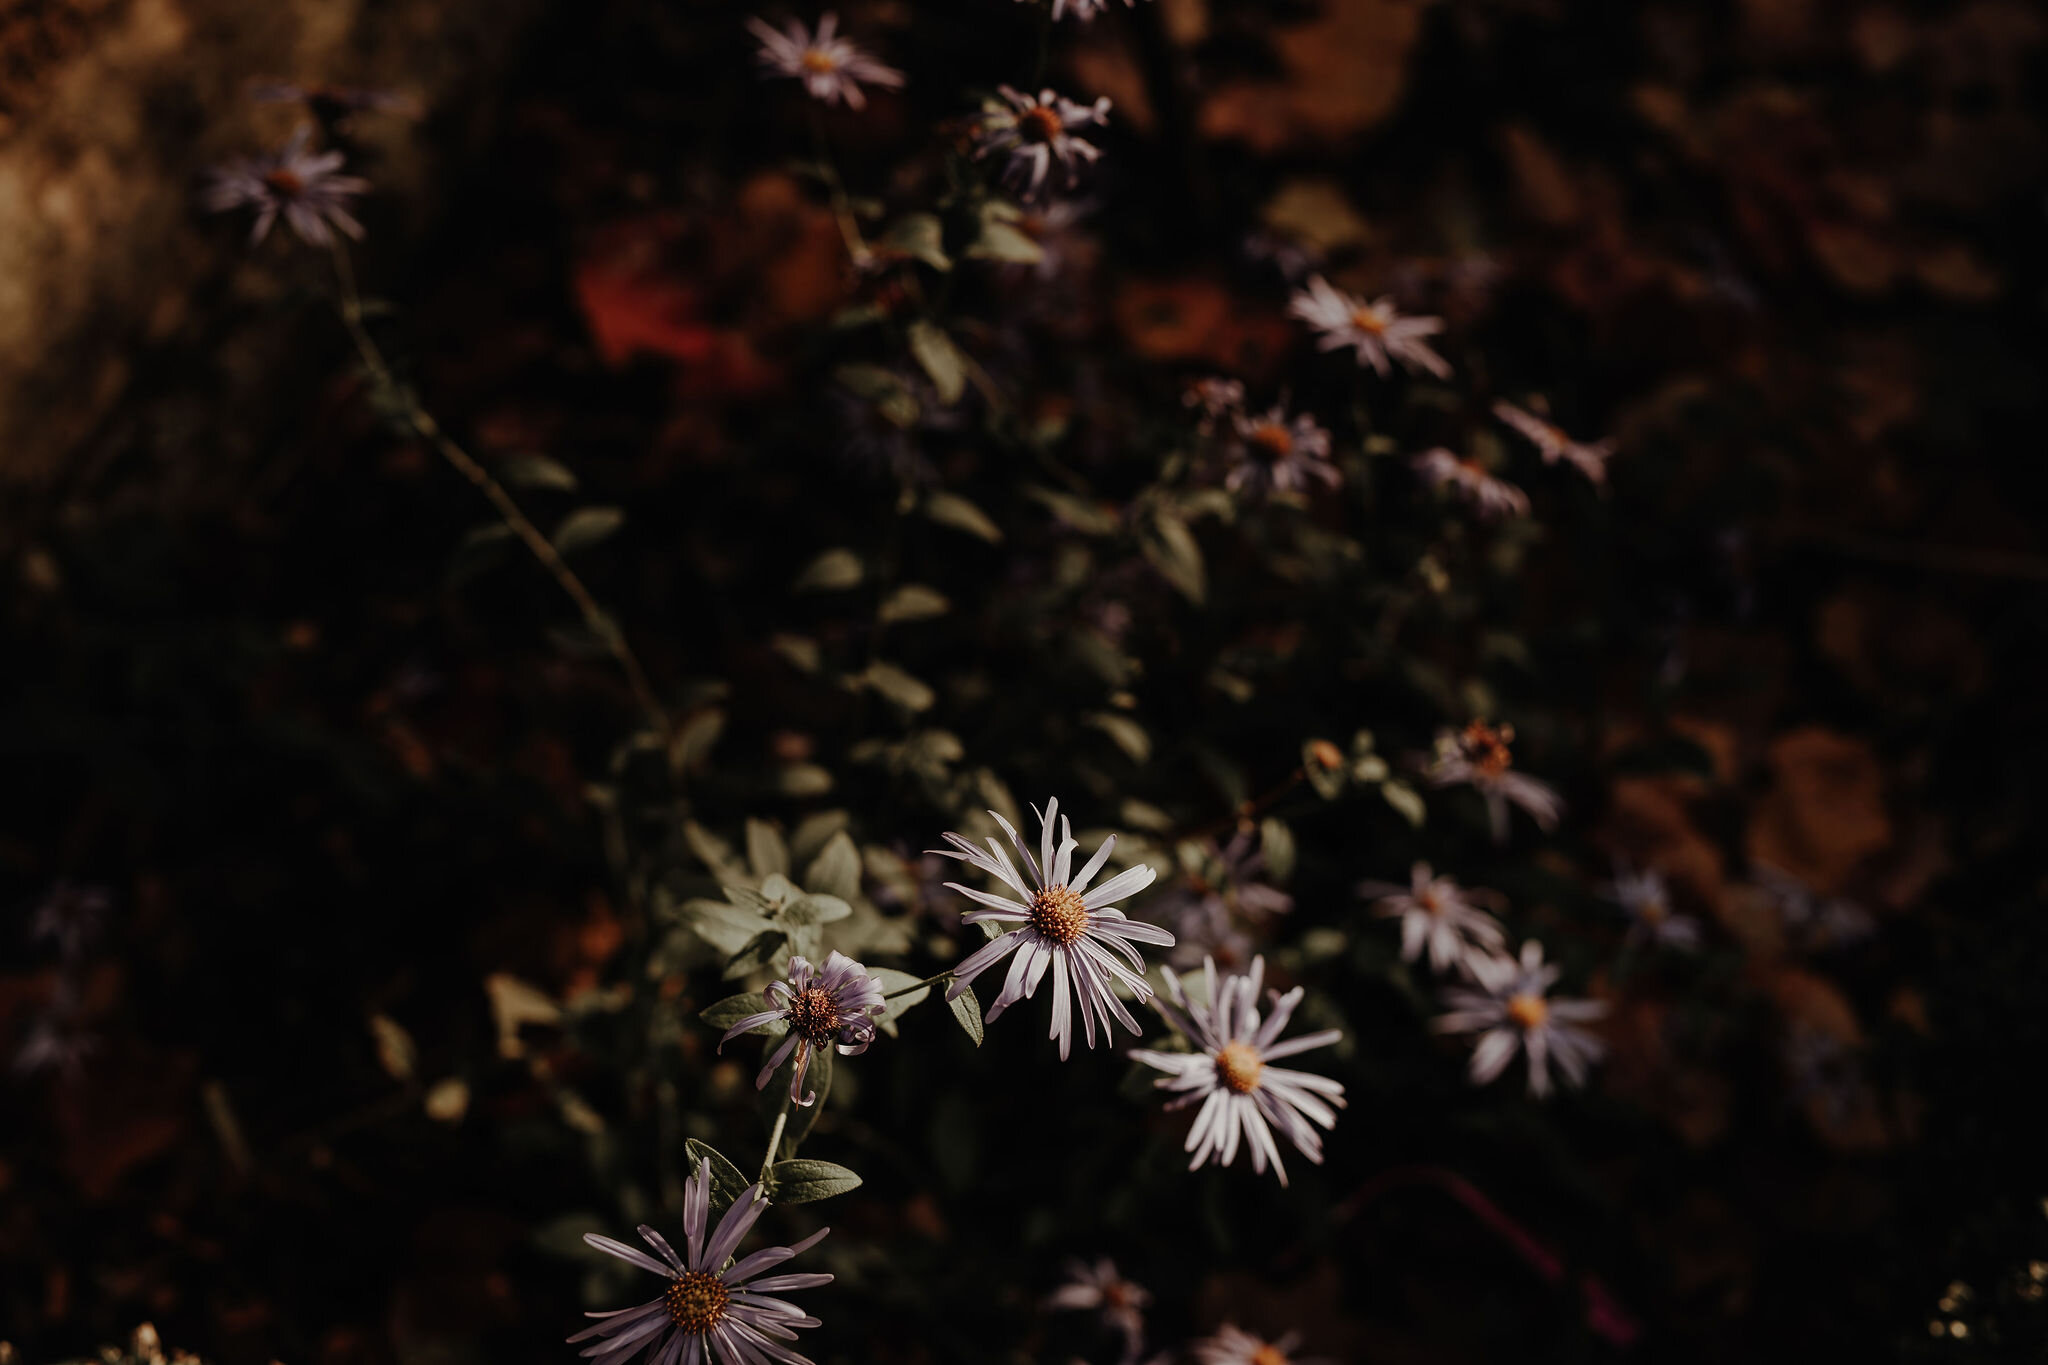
[934, 798, 1170, 1059]
[12, 1010, 94, 1081]
[1009, 199, 1097, 281]
[202, 126, 368, 247]
[1130, 956, 1346, 1186]
[1224, 405, 1338, 496]
[1242, 230, 1324, 284]
[976, 87, 1111, 201]
[1434, 941, 1606, 1098]
[572, 1164, 831, 1365]
[747, 13, 904, 109]
[1410, 447, 1530, 520]
[719, 952, 886, 1107]
[249, 81, 414, 121]
[1751, 865, 1876, 952]
[1603, 861, 1703, 952]
[1358, 862, 1506, 977]
[1287, 275, 1451, 379]
[1422, 721, 1564, 842]
[1154, 830, 1292, 969]
[1191, 1325, 1333, 1365]
[1046, 1258, 1150, 1362]
[1492, 400, 1614, 487]
[1183, 377, 1246, 435]
[1028, 0, 1154, 19]
[27, 881, 111, 960]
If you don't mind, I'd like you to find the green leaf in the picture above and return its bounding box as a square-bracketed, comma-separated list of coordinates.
[498, 452, 579, 492]
[1141, 507, 1206, 603]
[684, 1139, 753, 1215]
[965, 220, 1044, 264]
[552, 506, 625, 556]
[776, 763, 834, 796]
[923, 491, 1002, 543]
[782, 893, 854, 927]
[669, 708, 725, 772]
[862, 662, 935, 712]
[1024, 485, 1120, 536]
[803, 832, 863, 901]
[907, 320, 968, 404]
[1381, 779, 1427, 828]
[746, 819, 790, 878]
[762, 1047, 833, 1155]
[1259, 817, 1296, 882]
[723, 929, 788, 980]
[870, 967, 931, 1035]
[878, 583, 950, 624]
[766, 1159, 863, 1205]
[769, 633, 822, 673]
[683, 900, 774, 956]
[1085, 711, 1152, 765]
[700, 991, 785, 1037]
[794, 548, 864, 592]
[947, 983, 985, 1047]
[879, 213, 952, 272]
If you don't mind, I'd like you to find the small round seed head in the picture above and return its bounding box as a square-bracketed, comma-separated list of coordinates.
[664, 1270, 731, 1334]
[1215, 1040, 1266, 1094]
[1029, 884, 1089, 945]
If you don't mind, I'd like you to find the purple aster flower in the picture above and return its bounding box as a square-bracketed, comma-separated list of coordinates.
[1191, 1325, 1335, 1365]
[201, 125, 368, 248]
[1492, 400, 1615, 487]
[1410, 446, 1529, 520]
[1603, 861, 1702, 952]
[1224, 405, 1338, 496]
[1046, 1258, 1150, 1363]
[1155, 831, 1292, 970]
[1422, 721, 1564, 843]
[1433, 940, 1607, 1098]
[976, 87, 1111, 201]
[719, 952, 886, 1108]
[27, 881, 111, 960]
[1357, 862, 1506, 977]
[933, 798, 1171, 1060]
[1129, 956, 1346, 1187]
[572, 1164, 832, 1365]
[748, 13, 904, 109]
[1287, 275, 1451, 379]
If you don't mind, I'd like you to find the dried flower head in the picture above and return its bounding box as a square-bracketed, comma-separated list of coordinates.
[1410, 447, 1530, 520]
[1287, 275, 1451, 379]
[1492, 400, 1614, 486]
[1434, 940, 1607, 1097]
[202, 126, 369, 247]
[1423, 721, 1564, 842]
[976, 87, 1111, 201]
[719, 952, 886, 1107]
[748, 13, 905, 109]
[1358, 862, 1507, 977]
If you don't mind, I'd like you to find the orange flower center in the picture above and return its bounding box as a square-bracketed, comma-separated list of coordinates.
[1020, 104, 1065, 144]
[1308, 739, 1344, 770]
[1103, 1282, 1133, 1309]
[1639, 896, 1668, 924]
[1250, 1348, 1291, 1365]
[262, 168, 306, 199]
[1247, 422, 1295, 462]
[664, 1270, 730, 1334]
[800, 48, 840, 74]
[1215, 1040, 1266, 1094]
[1461, 720, 1515, 779]
[785, 985, 842, 1047]
[1029, 884, 1089, 945]
[1420, 890, 1443, 915]
[1349, 306, 1388, 335]
[1506, 993, 1549, 1031]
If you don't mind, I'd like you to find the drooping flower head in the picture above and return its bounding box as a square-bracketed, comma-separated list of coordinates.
[1492, 400, 1614, 487]
[1603, 861, 1703, 952]
[1129, 956, 1346, 1186]
[1410, 446, 1530, 521]
[1422, 721, 1564, 843]
[747, 13, 905, 109]
[202, 125, 369, 247]
[719, 952, 886, 1107]
[932, 798, 1171, 1059]
[1046, 1257, 1150, 1362]
[1287, 275, 1451, 379]
[1225, 406, 1338, 497]
[1191, 1324, 1334, 1365]
[1357, 862, 1506, 977]
[976, 87, 1111, 201]
[572, 1163, 831, 1365]
[1433, 940, 1607, 1098]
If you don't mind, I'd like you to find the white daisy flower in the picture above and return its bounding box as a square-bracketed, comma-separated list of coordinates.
[1286, 275, 1451, 379]
[1190, 1323, 1335, 1365]
[976, 86, 1111, 201]
[1422, 721, 1564, 843]
[1129, 956, 1346, 1187]
[1224, 405, 1339, 496]
[747, 13, 905, 109]
[1434, 940, 1607, 1098]
[1492, 400, 1614, 486]
[933, 798, 1172, 1059]
[201, 125, 368, 248]
[1357, 862, 1507, 977]
[1603, 861, 1702, 952]
[1410, 446, 1530, 520]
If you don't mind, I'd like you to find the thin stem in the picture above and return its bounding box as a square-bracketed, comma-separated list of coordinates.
[882, 971, 952, 1001]
[760, 1093, 793, 1180]
[807, 112, 872, 272]
[329, 243, 671, 741]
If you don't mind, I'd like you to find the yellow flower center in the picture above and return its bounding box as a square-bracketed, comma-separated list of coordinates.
[785, 985, 843, 1047]
[1247, 422, 1295, 462]
[1029, 884, 1089, 945]
[1461, 720, 1515, 780]
[1215, 1040, 1265, 1094]
[1020, 104, 1065, 144]
[800, 49, 840, 74]
[664, 1270, 730, 1334]
[1349, 306, 1388, 335]
[1250, 1348, 1291, 1365]
[1506, 993, 1549, 1031]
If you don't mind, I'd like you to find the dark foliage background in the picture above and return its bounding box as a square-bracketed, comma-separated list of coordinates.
[5, 1, 2048, 1362]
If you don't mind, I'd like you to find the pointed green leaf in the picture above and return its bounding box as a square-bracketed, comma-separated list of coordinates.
[878, 583, 950, 624]
[498, 452, 579, 491]
[723, 930, 788, 980]
[907, 320, 967, 404]
[923, 491, 1002, 543]
[794, 548, 864, 592]
[553, 506, 625, 556]
[684, 1139, 752, 1216]
[700, 991, 785, 1037]
[803, 832, 862, 901]
[947, 982, 985, 1047]
[766, 1159, 863, 1205]
[747, 819, 790, 878]
[879, 213, 952, 272]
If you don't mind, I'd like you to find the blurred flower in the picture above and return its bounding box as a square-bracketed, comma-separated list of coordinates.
[1603, 862, 1702, 952]
[935, 798, 1171, 1060]
[719, 952, 886, 1107]
[202, 126, 369, 247]
[1242, 230, 1324, 284]
[747, 13, 904, 109]
[1423, 721, 1563, 842]
[27, 880, 111, 960]
[1191, 1324, 1333, 1365]
[1357, 862, 1506, 977]
[1410, 447, 1529, 520]
[1183, 377, 1245, 435]
[1155, 830, 1292, 969]
[976, 87, 1111, 201]
[1009, 199, 1097, 281]
[1287, 276, 1450, 379]
[1492, 400, 1614, 487]
[1046, 1258, 1150, 1362]
[1224, 405, 1338, 496]
[1031, 0, 1153, 19]
[1130, 956, 1346, 1186]
[1434, 941, 1607, 1098]
[11, 1008, 94, 1081]
[1751, 865, 1876, 952]
[573, 1164, 831, 1365]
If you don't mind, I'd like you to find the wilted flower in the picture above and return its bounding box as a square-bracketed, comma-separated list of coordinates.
[1423, 721, 1564, 842]
[1492, 400, 1614, 486]
[976, 87, 1111, 200]
[1357, 862, 1506, 977]
[934, 799, 1169, 1059]
[1129, 956, 1346, 1186]
[1191, 1324, 1333, 1365]
[27, 881, 112, 960]
[572, 1164, 831, 1365]
[1410, 447, 1530, 520]
[1433, 940, 1606, 1098]
[719, 952, 886, 1107]
[1287, 275, 1451, 379]
[1224, 406, 1338, 496]
[747, 13, 904, 109]
[1604, 861, 1702, 952]
[202, 126, 368, 247]
[1183, 377, 1245, 435]
[1046, 1258, 1150, 1362]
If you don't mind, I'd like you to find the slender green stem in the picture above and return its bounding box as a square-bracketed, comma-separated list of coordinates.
[328, 243, 671, 742]
[761, 1091, 793, 1180]
[807, 112, 872, 271]
[883, 971, 953, 1001]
